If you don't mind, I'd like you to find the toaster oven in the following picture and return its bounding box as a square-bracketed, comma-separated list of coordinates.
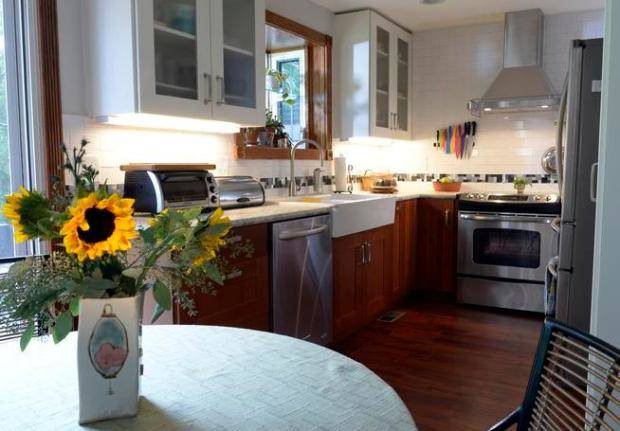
[122, 165, 219, 214]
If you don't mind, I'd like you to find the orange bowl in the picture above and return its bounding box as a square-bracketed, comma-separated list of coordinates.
[432, 181, 462, 192]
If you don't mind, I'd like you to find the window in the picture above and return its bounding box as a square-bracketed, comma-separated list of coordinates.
[266, 49, 306, 143]
[0, 0, 43, 261]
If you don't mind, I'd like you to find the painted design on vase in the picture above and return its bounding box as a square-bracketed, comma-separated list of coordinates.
[88, 304, 129, 395]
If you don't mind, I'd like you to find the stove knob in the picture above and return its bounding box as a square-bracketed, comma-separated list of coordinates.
[476, 194, 485, 200]
[534, 195, 542, 201]
[467, 193, 476, 199]
[546, 196, 553, 202]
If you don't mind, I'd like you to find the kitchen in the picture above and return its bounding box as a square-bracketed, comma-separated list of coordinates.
[1, 0, 619, 430]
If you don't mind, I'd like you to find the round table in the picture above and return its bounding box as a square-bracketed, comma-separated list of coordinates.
[0, 325, 416, 430]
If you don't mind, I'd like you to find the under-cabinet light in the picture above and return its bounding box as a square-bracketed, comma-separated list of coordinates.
[483, 107, 493, 112]
[97, 113, 241, 134]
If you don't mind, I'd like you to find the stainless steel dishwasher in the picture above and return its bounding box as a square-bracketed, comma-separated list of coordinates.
[271, 214, 332, 345]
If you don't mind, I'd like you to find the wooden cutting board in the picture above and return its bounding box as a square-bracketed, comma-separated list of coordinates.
[120, 163, 216, 172]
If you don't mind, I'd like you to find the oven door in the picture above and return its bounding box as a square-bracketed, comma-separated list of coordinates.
[458, 212, 558, 282]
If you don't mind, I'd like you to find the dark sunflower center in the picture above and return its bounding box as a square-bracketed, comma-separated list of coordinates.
[77, 208, 116, 244]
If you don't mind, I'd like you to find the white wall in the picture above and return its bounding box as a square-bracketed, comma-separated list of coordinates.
[57, 0, 336, 184]
[335, 10, 604, 176]
[590, 1, 620, 346]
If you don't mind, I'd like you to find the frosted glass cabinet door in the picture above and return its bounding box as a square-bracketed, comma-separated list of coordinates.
[211, 0, 265, 125]
[375, 26, 391, 130]
[396, 37, 409, 133]
[137, 0, 211, 118]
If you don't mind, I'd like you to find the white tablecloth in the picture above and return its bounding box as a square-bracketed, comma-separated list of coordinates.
[0, 325, 416, 430]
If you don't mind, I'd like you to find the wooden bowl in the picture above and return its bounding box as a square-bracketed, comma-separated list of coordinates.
[432, 181, 462, 192]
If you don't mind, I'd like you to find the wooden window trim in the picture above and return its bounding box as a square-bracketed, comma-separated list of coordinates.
[37, 0, 64, 195]
[235, 11, 333, 160]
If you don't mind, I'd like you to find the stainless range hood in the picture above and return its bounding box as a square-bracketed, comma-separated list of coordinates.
[467, 9, 560, 116]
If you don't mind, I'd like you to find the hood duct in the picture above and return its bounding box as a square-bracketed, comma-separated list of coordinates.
[467, 9, 560, 116]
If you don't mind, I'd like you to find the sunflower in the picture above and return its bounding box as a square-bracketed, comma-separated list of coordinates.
[193, 208, 232, 266]
[2, 187, 32, 243]
[60, 193, 138, 261]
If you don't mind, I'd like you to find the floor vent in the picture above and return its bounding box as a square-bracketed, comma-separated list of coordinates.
[378, 311, 406, 323]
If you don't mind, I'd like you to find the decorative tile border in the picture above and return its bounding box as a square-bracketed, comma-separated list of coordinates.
[99, 173, 557, 193]
[257, 173, 557, 189]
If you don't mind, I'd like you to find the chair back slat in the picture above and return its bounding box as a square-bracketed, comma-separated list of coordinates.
[517, 320, 620, 431]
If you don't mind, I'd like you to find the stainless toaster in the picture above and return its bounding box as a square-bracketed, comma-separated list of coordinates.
[216, 176, 265, 209]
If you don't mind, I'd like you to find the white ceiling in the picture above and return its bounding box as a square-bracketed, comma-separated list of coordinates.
[310, 0, 604, 31]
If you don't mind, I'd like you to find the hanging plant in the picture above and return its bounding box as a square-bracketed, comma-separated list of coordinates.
[266, 68, 296, 105]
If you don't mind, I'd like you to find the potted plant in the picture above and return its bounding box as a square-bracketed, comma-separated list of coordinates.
[261, 110, 285, 146]
[513, 176, 532, 194]
[0, 140, 250, 424]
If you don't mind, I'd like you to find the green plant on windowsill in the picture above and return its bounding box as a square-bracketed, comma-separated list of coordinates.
[266, 68, 296, 105]
[513, 176, 532, 194]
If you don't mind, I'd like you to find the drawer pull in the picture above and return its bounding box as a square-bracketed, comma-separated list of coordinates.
[224, 270, 243, 281]
[226, 235, 243, 245]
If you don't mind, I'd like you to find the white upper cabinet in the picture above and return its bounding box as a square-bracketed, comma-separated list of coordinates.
[337, 10, 412, 141]
[86, 0, 265, 127]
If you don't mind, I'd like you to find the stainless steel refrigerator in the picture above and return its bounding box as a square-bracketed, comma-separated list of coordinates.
[550, 39, 603, 332]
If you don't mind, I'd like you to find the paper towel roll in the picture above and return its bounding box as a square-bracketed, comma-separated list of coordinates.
[334, 155, 348, 192]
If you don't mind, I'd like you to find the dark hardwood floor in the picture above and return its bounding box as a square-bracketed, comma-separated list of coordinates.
[334, 299, 543, 431]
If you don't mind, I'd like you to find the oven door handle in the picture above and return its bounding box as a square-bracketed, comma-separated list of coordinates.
[459, 213, 555, 224]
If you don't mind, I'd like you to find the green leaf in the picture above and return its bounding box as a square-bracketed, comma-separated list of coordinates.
[122, 268, 143, 280]
[204, 262, 224, 286]
[52, 311, 73, 344]
[206, 222, 230, 237]
[20, 321, 35, 351]
[92, 268, 103, 280]
[182, 207, 202, 221]
[69, 297, 80, 317]
[151, 303, 166, 324]
[152, 280, 171, 310]
[139, 227, 156, 245]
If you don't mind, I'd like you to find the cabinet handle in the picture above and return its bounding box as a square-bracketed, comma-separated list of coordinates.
[359, 243, 366, 266]
[216, 75, 225, 105]
[366, 241, 372, 264]
[224, 269, 243, 281]
[203, 73, 212, 105]
[225, 235, 242, 245]
[444, 209, 451, 228]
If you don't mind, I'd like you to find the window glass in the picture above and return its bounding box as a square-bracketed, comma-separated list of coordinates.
[0, 0, 14, 259]
[473, 229, 541, 269]
[266, 49, 306, 143]
[0, 0, 38, 260]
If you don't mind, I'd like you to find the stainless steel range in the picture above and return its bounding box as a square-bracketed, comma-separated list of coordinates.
[457, 192, 561, 312]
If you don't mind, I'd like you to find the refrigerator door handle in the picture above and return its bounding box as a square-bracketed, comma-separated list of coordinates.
[590, 162, 599, 202]
[555, 75, 569, 195]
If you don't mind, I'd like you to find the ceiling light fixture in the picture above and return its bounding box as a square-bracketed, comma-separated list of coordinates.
[540, 105, 550, 109]
[483, 107, 492, 112]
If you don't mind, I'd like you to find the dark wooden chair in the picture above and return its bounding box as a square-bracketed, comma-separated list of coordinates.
[488, 319, 620, 431]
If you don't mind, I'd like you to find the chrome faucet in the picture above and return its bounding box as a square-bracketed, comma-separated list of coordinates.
[289, 139, 324, 196]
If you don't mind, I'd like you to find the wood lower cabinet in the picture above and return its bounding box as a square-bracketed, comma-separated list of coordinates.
[415, 198, 457, 293]
[333, 224, 393, 342]
[175, 223, 269, 331]
[390, 199, 417, 305]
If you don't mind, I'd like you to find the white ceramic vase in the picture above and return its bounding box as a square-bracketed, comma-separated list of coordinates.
[77, 294, 144, 424]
